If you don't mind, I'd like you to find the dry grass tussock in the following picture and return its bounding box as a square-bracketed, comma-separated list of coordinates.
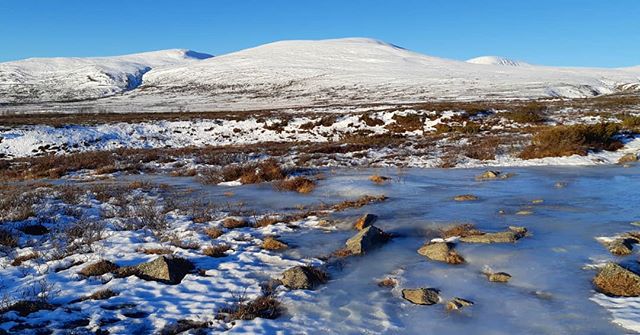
[273, 176, 316, 193]
[519, 123, 622, 159]
[202, 244, 232, 258]
[216, 295, 283, 321]
[330, 195, 388, 211]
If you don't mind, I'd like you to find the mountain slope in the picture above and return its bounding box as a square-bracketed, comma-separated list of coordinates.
[0, 49, 212, 104]
[1, 38, 639, 112]
[466, 56, 530, 66]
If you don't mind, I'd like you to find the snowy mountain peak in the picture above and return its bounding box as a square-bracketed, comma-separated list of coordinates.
[466, 56, 530, 66]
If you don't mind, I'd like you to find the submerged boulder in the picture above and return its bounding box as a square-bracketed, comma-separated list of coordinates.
[460, 226, 527, 244]
[401, 288, 440, 305]
[344, 225, 389, 255]
[593, 263, 640, 297]
[417, 242, 465, 264]
[133, 256, 194, 285]
[354, 213, 378, 230]
[281, 265, 328, 290]
[603, 239, 636, 256]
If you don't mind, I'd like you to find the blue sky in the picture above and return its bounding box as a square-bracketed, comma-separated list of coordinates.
[1, 0, 638, 67]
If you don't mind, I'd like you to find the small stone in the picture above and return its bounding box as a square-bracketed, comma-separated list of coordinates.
[593, 263, 640, 297]
[460, 226, 527, 244]
[401, 288, 440, 305]
[516, 210, 533, 215]
[487, 272, 512, 283]
[531, 199, 544, 204]
[476, 170, 512, 180]
[603, 239, 635, 256]
[344, 225, 389, 255]
[417, 242, 465, 264]
[133, 256, 194, 284]
[281, 265, 328, 290]
[454, 194, 479, 201]
[354, 213, 378, 230]
[618, 153, 638, 164]
[554, 182, 568, 189]
[446, 297, 474, 311]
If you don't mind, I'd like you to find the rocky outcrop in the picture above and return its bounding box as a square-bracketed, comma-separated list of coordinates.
[344, 225, 389, 255]
[281, 265, 328, 290]
[354, 213, 378, 230]
[460, 226, 527, 244]
[593, 263, 640, 297]
[401, 288, 440, 305]
[417, 242, 465, 264]
[79, 260, 119, 277]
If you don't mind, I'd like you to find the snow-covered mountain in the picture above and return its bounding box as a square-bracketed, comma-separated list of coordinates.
[1, 38, 639, 112]
[466, 56, 530, 67]
[0, 49, 212, 104]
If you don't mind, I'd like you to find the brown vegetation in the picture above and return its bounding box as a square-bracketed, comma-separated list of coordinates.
[222, 217, 249, 229]
[216, 295, 283, 321]
[202, 245, 232, 258]
[331, 195, 388, 211]
[519, 123, 622, 159]
[203, 227, 224, 239]
[273, 177, 316, 193]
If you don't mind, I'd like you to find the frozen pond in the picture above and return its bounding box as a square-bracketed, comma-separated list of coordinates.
[133, 165, 640, 334]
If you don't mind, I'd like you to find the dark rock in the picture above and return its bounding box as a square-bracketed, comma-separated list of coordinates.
[281, 265, 328, 290]
[344, 225, 389, 255]
[354, 213, 378, 230]
[401, 288, 440, 305]
[133, 256, 194, 284]
[417, 242, 465, 264]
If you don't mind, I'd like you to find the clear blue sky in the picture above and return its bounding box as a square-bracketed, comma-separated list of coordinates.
[1, 0, 638, 67]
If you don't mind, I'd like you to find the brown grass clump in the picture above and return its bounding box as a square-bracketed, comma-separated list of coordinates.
[502, 102, 547, 123]
[0, 229, 18, 248]
[256, 216, 281, 227]
[203, 227, 224, 239]
[11, 252, 39, 266]
[519, 123, 622, 159]
[234, 159, 287, 184]
[369, 175, 390, 184]
[463, 136, 501, 161]
[453, 194, 479, 201]
[332, 195, 388, 211]
[203, 245, 232, 258]
[273, 177, 316, 194]
[216, 295, 283, 321]
[138, 247, 173, 255]
[262, 236, 288, 250]
[222, 217, 249, 229]
[78, 260, 118, 277]
[440, 224, 482, 238]
[1, 300, 55, 317]
[84, 288, 119, 301]
[360, 114, 385, 127]
[386, 114, 424, 133]
[622, 115, 640, 131]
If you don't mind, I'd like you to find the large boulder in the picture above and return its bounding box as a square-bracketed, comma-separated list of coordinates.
[133, 256, 194, 285]
[593, 263, 640, 297]
[460, 226, 527, 244]
[401, 288, 440, 305]
[281, 265, 328, 290]
[417, 242, 465, 264]
[354, 213, 378, 230]
[344, 225, 389, 255]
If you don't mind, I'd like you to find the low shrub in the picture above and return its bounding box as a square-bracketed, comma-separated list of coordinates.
[273, 177, 316, 193]
[202, 245, 231, 258]
[519, 123, 622, 159]
[216, 295, 283, 321]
